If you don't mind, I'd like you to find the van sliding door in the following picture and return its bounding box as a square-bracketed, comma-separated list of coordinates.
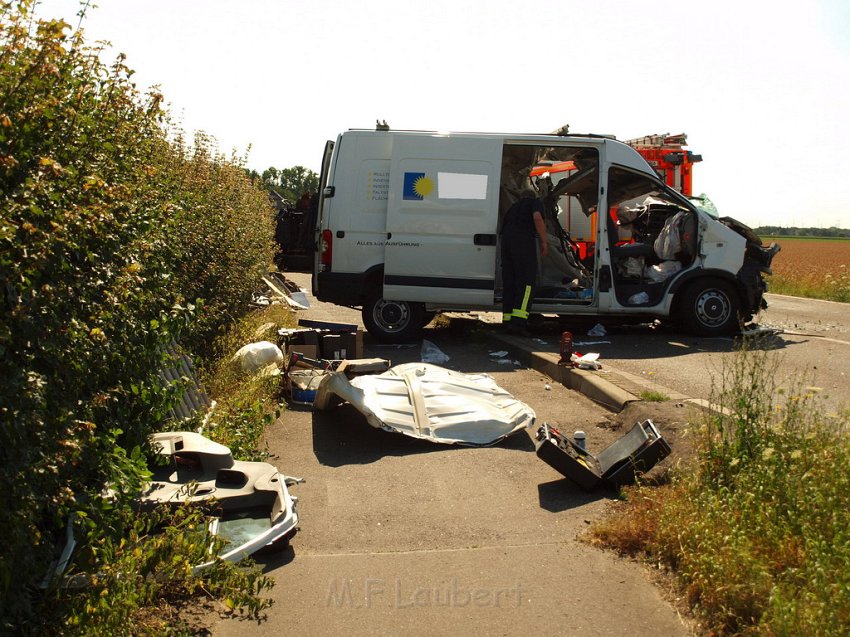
[384, 134, 500, 306]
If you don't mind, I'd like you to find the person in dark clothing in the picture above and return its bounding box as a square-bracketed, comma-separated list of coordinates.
[499, 188, 548, 335]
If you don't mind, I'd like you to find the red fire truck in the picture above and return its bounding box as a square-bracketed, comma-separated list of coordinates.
[624, 133, 702, 197]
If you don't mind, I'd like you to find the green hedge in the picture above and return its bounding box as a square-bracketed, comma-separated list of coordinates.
[0, 2, 276, 627]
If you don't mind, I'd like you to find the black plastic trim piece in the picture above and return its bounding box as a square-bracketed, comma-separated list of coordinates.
[598, 266, 611, 292]
[316, 271, 372, 305]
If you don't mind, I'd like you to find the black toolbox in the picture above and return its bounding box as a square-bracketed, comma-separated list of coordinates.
[534, 420, 671, 490]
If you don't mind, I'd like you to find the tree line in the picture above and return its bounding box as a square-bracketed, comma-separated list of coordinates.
[754, 226, 850, 238]
[252, 165, 319, 203]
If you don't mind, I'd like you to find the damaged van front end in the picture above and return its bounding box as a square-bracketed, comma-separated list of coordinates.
[721, 215, 781, 316]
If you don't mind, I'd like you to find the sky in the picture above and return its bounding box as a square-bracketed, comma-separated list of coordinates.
[30, 0, 850, 228]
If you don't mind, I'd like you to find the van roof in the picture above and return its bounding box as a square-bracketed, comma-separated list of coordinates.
[340, 129, 655, 178]
[346, 128, 617, 141]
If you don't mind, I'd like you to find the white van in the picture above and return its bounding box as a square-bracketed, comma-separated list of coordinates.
[312, 127, 778, 343]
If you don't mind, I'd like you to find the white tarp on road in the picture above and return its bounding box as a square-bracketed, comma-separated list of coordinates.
[314, 362, 535, 446]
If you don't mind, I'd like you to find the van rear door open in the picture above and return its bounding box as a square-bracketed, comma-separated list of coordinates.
[312, 139, 335, 295]
[383, 134, 501, 306]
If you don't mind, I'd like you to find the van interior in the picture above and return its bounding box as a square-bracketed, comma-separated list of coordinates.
[497, 144, 698, 310]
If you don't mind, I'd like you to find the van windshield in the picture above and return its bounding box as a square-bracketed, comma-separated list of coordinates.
[688, 194, 720, 219]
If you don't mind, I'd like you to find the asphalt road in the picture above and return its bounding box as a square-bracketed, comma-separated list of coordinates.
[211, 273, 847, 636]
[210, 272, 691, 637]
[529, 292, 850, 415]
[283, 271, 850, 413]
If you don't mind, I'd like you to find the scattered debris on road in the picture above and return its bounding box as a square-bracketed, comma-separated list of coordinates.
[588, 323, 607, 337]
[421, 339, 450, 364]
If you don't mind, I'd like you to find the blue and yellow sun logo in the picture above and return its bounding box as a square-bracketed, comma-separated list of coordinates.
[403, 172, 435, 200]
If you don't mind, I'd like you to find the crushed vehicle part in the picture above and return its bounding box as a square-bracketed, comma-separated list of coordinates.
[142, 431, 301, 570]
[263, 273, 311, 310]
[42, 432, 301, 588]
[314, 362, 535, 446]
[534, 420, 670, 489]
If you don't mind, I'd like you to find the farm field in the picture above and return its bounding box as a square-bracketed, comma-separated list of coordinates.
[762, 236, 850, 301]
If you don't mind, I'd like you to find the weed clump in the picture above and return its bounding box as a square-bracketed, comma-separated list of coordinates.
[639, 390, 670, 402]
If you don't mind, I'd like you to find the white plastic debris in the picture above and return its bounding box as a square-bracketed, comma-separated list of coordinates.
[421, 340, 450, 364]
[628, 291, 650, 305]
[232, 341, 284, 373]
[571, 352, 602, 370]
[621, 257, 644, 278]
[489, 350, 509, 358]
[289, 289, 310, 309]
[262, 275, 310, 310]
[646, 260, 682, 283]
[587, 323, 607, 337]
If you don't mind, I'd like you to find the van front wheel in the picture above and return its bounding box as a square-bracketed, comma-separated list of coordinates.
[679, 279, 740, 336]
[363, 296, 425, 343]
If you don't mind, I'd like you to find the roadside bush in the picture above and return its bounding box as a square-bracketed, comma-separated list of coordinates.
[35, 502, 273, 637]
[199, 304, 295, 460]
[168, 132, 277, 358]
[592, 344, 850, 636]
[0, 2, 278, 631]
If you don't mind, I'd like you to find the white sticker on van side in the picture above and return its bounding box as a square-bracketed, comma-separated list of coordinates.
[437, 172, 488, 200]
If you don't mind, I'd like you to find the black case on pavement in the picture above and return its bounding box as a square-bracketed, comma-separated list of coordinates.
[534, 420, 671, 490]
[534, 425, 603, 490]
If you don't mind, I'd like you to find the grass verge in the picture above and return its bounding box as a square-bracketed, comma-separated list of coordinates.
[198, 303, 296, 460]
[767, 272, 850, 303]
[591, 343, 850, 636]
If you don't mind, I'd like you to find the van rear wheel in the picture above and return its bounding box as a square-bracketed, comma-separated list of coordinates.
[679, 279, 740, 337]
[363, 295, 425, 343]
